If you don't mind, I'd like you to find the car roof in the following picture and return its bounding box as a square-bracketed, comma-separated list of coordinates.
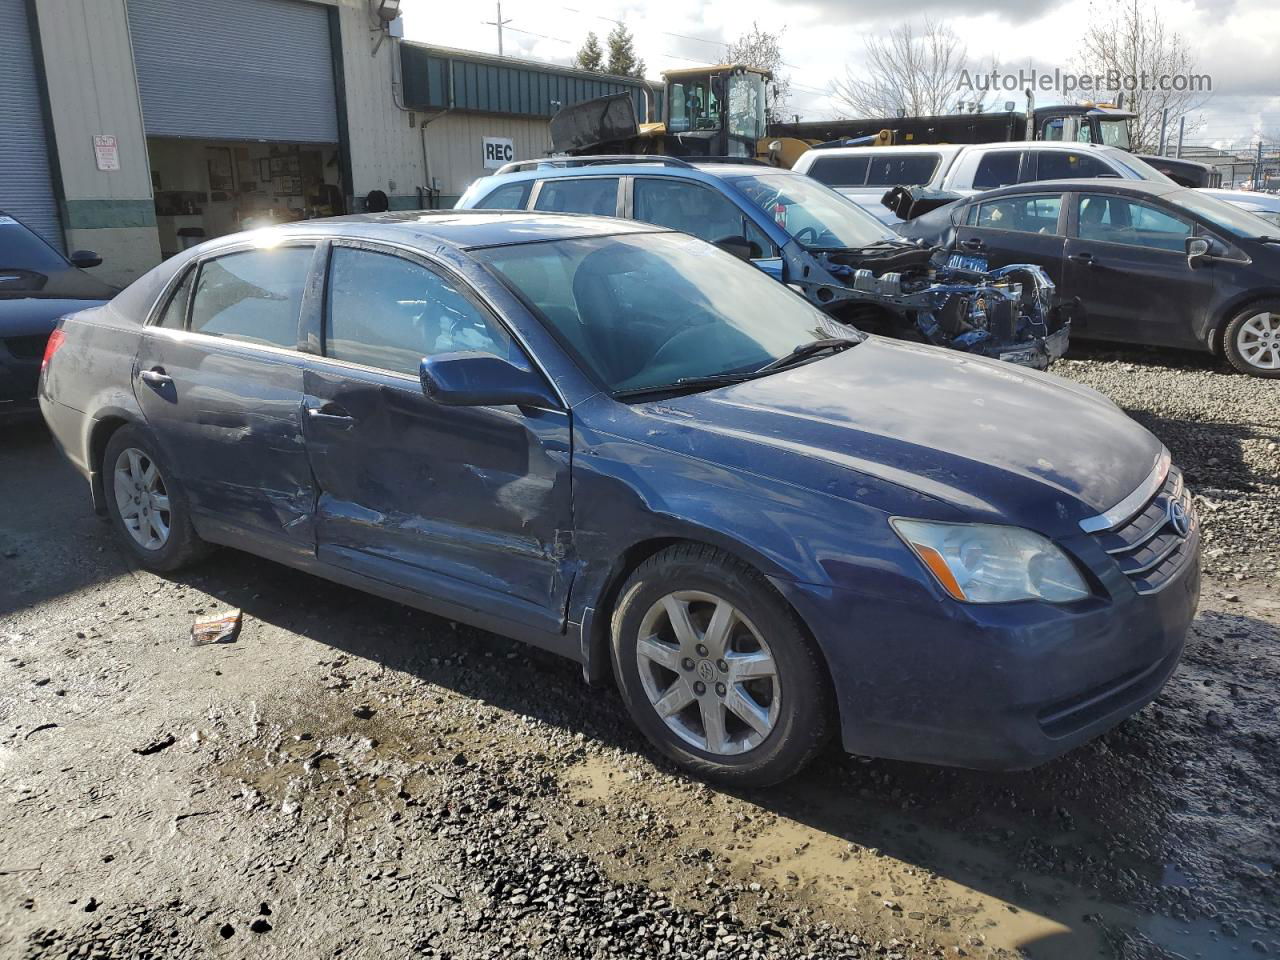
[475, 159, 792, 188]
[192, 209, 668, 253]
[1201, 188, 1280, 209]
[972, 177, 1185, 200]
[802, 144, 966, 158]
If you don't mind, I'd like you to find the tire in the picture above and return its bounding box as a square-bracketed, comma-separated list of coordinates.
[1222, 301, 1280, 378]
[610, 543, 834, 787]
[102, 424, 208, 572]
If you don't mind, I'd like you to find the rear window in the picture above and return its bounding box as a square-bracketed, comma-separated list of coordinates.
[473, 181, 532, 210]
[865, 153, 940, 187]
[972, 151, 1023, 190]
[807, 156, 870, 187]
[533, 178, 620, 216]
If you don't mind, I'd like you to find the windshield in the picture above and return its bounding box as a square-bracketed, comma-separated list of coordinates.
[1167, 189, 1280, 238]
[727, 71, 767, 157]
[478, 232, 859, 394]
[1098, 118, 1131, 150]
[0, 216, 67, 273]
[729, 173, 896, 249]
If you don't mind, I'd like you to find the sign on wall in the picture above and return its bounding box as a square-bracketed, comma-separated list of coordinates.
[482, 137, 515, 169]
[93, 135, 120, 171]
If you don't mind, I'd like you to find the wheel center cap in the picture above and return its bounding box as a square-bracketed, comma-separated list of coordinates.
[696, 660, 716, 682]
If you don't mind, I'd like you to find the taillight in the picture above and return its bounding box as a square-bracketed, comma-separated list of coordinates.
[41, 327, 66, 374]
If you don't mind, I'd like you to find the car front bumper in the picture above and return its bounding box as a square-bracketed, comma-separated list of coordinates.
[776, 526, 1201, 771]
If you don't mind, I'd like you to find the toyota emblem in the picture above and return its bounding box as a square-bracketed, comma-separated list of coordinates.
[1167, 498, 1190, 538]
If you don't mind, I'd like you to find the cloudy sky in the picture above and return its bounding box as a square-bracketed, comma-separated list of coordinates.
[400, 0, 1279, 149]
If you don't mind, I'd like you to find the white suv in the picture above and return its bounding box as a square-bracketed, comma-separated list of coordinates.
[794, 142, 1173, 221]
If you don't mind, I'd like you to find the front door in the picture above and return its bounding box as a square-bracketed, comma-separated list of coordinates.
[300, 240, 573, 634]
[132, 242, 320, 555]
[1063, 192, 1214, 348]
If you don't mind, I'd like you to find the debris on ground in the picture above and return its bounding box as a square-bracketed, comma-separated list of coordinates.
[190, 608, 242, 646]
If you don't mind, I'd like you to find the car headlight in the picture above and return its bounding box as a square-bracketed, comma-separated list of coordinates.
[890, 519, 1089, 603]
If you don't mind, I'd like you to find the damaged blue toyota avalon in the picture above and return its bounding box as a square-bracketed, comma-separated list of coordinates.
[39, 211, 1200, 786]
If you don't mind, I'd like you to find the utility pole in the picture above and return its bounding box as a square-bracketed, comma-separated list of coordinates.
[484, 0, 512, 57]
[1255, 140, 1265, 189]
[1176, 116, 1185, 158]
[1157, 107, 1169, 155]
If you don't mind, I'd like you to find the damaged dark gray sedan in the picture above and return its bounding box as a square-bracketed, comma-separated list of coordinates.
[456, 158, 1070, 368]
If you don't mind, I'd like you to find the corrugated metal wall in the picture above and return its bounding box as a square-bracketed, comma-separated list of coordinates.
[424, 113, 553, 200]
[0, 0, 63, 250]
[127, 0, 339, 142]
[401, 45, 657, 122]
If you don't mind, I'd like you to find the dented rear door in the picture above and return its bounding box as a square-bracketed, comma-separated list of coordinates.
[132, 243, 320, 558]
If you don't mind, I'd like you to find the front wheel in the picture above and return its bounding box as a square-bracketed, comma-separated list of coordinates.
[610, 544, 834, 787]
[1223, 302, 1280, 378]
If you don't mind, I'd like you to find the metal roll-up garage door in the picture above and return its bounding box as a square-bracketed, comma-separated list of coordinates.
[127, 0, 339, 143]
[0, 0, 64, 250]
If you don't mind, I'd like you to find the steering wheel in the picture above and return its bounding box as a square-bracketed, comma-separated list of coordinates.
[793, 225, 820, 245]
[644, 323, 722, 374]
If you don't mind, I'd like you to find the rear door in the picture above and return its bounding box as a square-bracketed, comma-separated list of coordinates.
[299, 239, 573, 634]
[133, 242, 320, 555]
[1063, 192, 1213, 347]
[950, 192, 1068, 284]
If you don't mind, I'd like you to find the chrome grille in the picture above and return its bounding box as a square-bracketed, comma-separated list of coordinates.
[1091, 466, 1197, 595]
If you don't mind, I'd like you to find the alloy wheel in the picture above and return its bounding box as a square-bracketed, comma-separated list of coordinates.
[634, 590, 780, 756]
[113, 447, 171, 550]
[1236, 312, 1280, 371]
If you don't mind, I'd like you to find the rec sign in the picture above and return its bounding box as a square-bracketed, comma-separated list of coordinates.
[482, 137, 515, 169]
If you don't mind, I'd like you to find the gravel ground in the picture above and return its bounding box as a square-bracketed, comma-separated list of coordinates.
[2, 345, 1278, 960]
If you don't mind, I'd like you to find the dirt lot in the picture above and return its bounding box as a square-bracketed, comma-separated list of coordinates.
[2, 344, 1278, 960]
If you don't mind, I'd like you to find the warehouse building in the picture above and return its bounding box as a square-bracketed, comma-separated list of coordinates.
[1, 0, 655, 286]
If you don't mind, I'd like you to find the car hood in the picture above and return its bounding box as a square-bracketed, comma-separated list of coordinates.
[0, 297, 109, 338]
[632, 337, 1160, 535]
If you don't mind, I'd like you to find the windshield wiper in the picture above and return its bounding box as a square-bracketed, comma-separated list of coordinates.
[1255, 235, 1280, 244]
[754, 337, 859, 373]
[612, 371, 763, 400]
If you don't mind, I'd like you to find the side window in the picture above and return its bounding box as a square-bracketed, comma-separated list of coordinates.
[473, 181, 532, 210]
[633, 178, 753, 248]
[865, 153, 939, 187]
[972, 151, 1022, 190]
[154, 266, 194, 328]
[1077, 194, 1193, 251]
[1041, 118, 1064, 141]
[808, 156, 869, 187]
[973, 195, 1062, 234]
[1036, 150, 1112, 180]
[533, 178, 620, 216]
[188, 246, 313, 348]
[325, 246, 512, 377]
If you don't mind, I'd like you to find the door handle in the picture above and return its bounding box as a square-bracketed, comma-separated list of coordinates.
[305, 402, 355, 425]
[1069, 252, 1096, 266]
[961, 238, 986, 251]
[139, 367, 173, 387]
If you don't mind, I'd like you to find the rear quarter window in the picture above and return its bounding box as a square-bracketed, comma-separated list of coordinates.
[808, 156, 870, 187]
[472, 181, 532, 210]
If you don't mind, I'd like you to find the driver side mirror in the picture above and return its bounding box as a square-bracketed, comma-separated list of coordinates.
[1185, 236, 1217, 269]
[712, 235, 758, 262]
[69, 250, 102, 269]
[420, 351, 560, 409]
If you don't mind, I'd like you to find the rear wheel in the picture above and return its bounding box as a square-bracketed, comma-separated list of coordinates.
[610, 544, 833, 787]
[103, 425, 207, 571]
[1223, 302, 1280, 378]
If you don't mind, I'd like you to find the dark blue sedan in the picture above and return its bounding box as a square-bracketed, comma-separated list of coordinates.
[39, 211, 1201, 785]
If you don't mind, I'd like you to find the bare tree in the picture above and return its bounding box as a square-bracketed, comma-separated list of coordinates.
[727, 22, 790, 122]
[1074, 0, 1209, 153]
[830, 19, 967, 118]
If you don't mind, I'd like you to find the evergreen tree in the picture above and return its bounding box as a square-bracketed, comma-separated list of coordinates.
[605, 23, 645, 78]
[575, 31, 604, 73]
